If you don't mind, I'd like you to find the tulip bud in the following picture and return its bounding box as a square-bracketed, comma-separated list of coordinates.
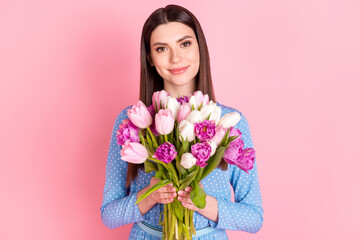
[177, 104, 191, 123]
[152, 90, 169, 111]
[178, 120, 195, 142]
[165, 96, 180, 120]
[120, 142, 149, 164]
[218, 112, 241, 129]
[180, 153, 197, 169]
[127, 101, 153, 129]
[211, 125, 227, 146]
[207, 140, 217, 156]
[185, 110, 202, 124]
[155, 109, 175, 135]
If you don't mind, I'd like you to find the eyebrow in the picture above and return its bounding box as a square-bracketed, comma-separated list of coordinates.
[152, 35, 193, 47]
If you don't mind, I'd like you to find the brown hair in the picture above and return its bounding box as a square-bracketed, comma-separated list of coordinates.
[126, 4, 227, 187]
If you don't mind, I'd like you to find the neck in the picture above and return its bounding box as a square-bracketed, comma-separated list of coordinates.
[163, 80, 196, 98]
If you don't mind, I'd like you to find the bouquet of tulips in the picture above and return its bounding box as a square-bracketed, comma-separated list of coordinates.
[116, 90, 255, 240]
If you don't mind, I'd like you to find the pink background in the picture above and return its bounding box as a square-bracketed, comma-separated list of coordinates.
[1, 0, 359, 239]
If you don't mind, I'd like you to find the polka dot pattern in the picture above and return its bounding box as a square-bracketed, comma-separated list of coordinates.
[100, 103, 263, 239]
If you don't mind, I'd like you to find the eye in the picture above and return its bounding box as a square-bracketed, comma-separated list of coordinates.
[156, 47, 167, 52]
[181, 41, 191, 47]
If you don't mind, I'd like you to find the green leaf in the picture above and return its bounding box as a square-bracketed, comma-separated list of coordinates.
[178, 138, 189, 157]
[147, 127, 159, 148]
[135, 179, 171, 204]
[175, 157, 186, 176]
[154, 100, 158, 112]
[145, 131, 153, 149]
[199, 146, 226, 182]
[227, 135, 240, 145]
[155, 170, 166, 180]
[144, 160, 158, 173]
[190, 181, 207, 209]
[218, 128, 231, 147]
[206, 113, 211, 120]
[198, 102, 203, 111]
[159, 134, 165, 145]
[179, 169, 198, 190]
[195, 166, 204, 183]
[172, 199, 184, 220]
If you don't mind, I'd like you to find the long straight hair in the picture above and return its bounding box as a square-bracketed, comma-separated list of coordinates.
[126, 5, 227, 187]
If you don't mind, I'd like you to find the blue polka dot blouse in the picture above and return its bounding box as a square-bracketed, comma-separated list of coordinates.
[100, 103, 264, 239]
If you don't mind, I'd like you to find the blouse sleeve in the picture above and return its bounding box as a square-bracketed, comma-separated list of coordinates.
[212, 112, 264, 233]
[100, 108, 145, 229]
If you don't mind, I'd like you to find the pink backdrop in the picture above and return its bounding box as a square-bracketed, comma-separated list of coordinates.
[1, 0, 359, 239]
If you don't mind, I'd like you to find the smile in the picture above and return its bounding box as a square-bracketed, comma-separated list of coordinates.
[168, 66, 189, 75]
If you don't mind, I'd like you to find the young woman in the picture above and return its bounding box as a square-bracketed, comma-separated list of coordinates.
[100, 4, 263, 239]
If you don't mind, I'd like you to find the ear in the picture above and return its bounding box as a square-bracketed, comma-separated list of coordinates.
[147, 55, 154, 66]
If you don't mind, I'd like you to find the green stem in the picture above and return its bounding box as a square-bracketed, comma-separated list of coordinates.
[148, 157, 179, 187]
[164, 134, 168, 142]
[147, 127, 159, 148]
[164, 205, 168, 239]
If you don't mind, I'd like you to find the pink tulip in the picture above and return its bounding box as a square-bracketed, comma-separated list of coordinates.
[155, 109, 175, 135]
[120, 142, 149, 164]
[152, 90, 169, 112]
[193, 91, 209, 107]
[211, 125, 227, 146]
[127, 101, 153, 129]
[177, 104, 191, 122]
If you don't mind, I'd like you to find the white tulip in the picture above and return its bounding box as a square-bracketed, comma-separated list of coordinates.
[207, 140, 217, 156]
[180, 153, 197, 169]
[217, 112, 241, 129]
[185, 110, 202, 124]
[165, 96, 180, 120]
[178, 120, 195, 142]
[188, 95, 199, 110]
[200, 101, 222, 124]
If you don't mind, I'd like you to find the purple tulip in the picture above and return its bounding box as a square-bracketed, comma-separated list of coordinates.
[153, 142, 177, 164]
[229, 127, 244, 146]
[194, 120, 216, 142]
[177, 95, 190, 105]
[116, 119, 140, 145]
[191, 142, 212, 168]
[223, 143, 244, 165]
[223, 143, 255, 173]
[147, 105, 156, 118]
[238, 148, 256, 173]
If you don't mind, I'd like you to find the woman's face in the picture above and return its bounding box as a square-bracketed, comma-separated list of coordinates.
[148, 22, 200, 90]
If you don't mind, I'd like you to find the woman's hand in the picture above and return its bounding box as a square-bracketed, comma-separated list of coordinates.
[137, 177, 177, 215]
[148, 177, 177, 204]
[177, 183, 219, 222]
[176, 182, 204, 211]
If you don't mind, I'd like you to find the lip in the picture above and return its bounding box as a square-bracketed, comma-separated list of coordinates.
[168, 66, 189, 75]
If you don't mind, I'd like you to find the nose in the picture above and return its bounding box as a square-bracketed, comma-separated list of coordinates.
[170, 48, 181, 63]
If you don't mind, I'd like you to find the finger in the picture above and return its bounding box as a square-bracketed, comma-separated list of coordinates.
[181, 201, 197, 211]
[178, 190, 190, 198]
[157, 185, 176, 193]
[158, 192, 177, 199]
[184, 187, 192, 192]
